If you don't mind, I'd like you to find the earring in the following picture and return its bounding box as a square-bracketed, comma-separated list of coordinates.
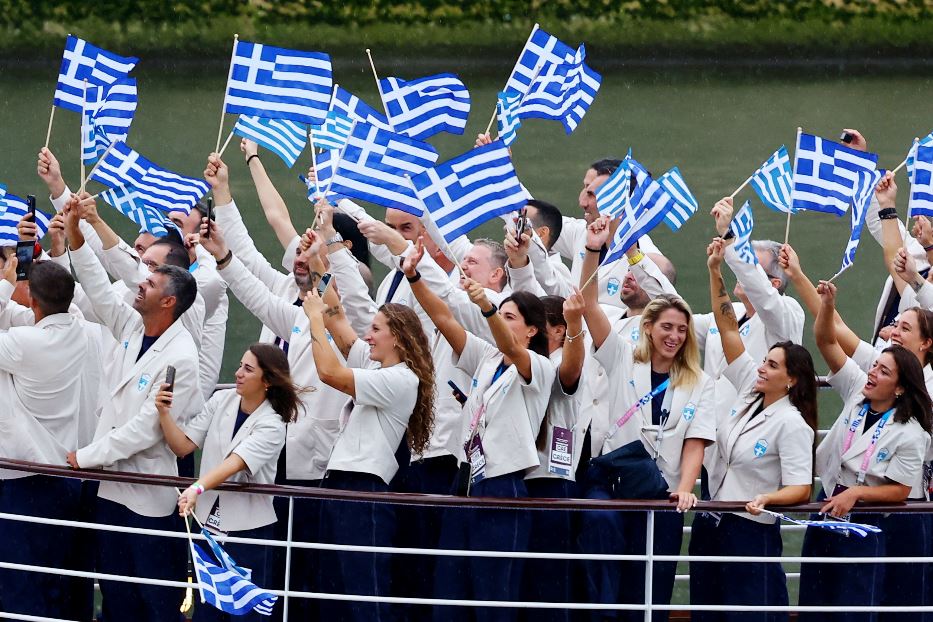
[786, 384, 792, 391]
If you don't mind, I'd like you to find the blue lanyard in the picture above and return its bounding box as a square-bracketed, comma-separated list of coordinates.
[605, 378, 671, 442]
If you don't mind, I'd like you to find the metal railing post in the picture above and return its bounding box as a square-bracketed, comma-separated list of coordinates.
[644, 510, 655, 622]
[282, 495, 295, 621]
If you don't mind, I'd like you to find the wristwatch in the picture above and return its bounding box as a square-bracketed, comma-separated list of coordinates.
[325, 233, 344, 246]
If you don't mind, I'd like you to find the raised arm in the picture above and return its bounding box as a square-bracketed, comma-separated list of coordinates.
[814, 280, 847, 374]
[579, 215, 613, 348]
[402, 236, 468, 355]
[558, 290, 586, 390]
[241, 139, 300, 250]
[303, 289, 356, 397]
[707, 237, 745, 364]
[463, 278, 534, 381]
[876, 172, 909, 294]
[154, 385, 198, 457]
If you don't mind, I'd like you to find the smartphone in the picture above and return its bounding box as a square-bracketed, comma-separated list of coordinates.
[26, 195, 36, 221]
[164, 366, 176, 392]
[316, 272, 333, 298]
[447, 380, 468, 406]
[15, 240, 34, 282]
[840, 131, 854, 144]
[515, 207, 528, 236]
[204, 197, 214, 239]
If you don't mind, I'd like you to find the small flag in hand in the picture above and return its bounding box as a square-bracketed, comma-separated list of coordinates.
[729, 201, 758, 266]
[656, 167, 698, 231]
[496, 91, 522, 147]
[191, 528, 278, 616]
[309, 110, 354, 151]
[81, 78, 138, 165]
[0, 186, 52, 247]
[98, 185, 182, 239]
[53, 35, 138, 113]
[750, 146, 795, 214]
[233, 116, 307, 168]
[791, 132, 879, 217]
[379, 73, 471, 140]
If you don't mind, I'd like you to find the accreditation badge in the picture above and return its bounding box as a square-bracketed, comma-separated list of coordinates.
[548, 426, 573, 477]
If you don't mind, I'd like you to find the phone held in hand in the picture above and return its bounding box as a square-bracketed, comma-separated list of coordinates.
[27, 194, 36, 221]
[204, 197, 214, 239]
[15, 240, 34, 282]
[515, 207, 528, 236]
[165, 365, 176, 392]
[840, 131, 854, 144]
[317, 272, 333, 298]
[447, 380, 468, 406]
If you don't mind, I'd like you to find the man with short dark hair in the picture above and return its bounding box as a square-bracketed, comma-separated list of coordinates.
[61, 194, 202, 622]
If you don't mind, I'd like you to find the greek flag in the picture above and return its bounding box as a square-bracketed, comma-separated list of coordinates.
[132, 167, 210, 216]
[309, 110, 353, 151]
[750, 145, 795, 214]
[657, 167, 698, 231]
[838, 169, 884, 275]
[331, 85, 392, 132]
[0, 187, 52, 246]
[909, 145, 933, 218]
[327, 122, 439, 215]
[504, 24, 576, 96]
[791, 132, 879, 216]
[191, 529, 277, 617]
[905, 132, 933, 181]
[605, 169, 676, 264]
[411, 141, 526, 242]
[53, 35, 138, 113]
[88, 141, 151, 189]
[517, 44, 601, 134]
[730, 201, 758, 266]
[223, 40, 332, 125]
[98, 185, 181, 238]
[379, 74, 471, 140]
[761, 509, 882, 538]
[595, 160, 631, 218]
[81, 78, 138, 165]
[496, 91, 522, 146]
[233, 116, 307, 168]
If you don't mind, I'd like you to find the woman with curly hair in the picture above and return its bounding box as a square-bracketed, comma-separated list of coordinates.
[302, 261, 435, 622]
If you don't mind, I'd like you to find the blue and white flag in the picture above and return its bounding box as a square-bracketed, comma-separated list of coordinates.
[761, 509, 882, 538]
[88, 141, 152, 190]
[309, 110, 354, 151]
[909, 145, 933, 218]
[791, 132, 879, 216]
[327, 122, 439, 215]
[595, 160, 631, 218]
[838, 168, 884, 275]
[191, 529, 277, 616]
[516, 44, 601, 134]
[750, 145, 795, 214]
[496, 91, 522, 147]
[504, 24, 576, 96]
[233, 116, 307, 168]
[98, 185, 181, 239]
[81, 78, 138, 165]
[729, 201, 758, 266]
[0, 187, 52, 246]
[53, 35, 138, 113]
[905, 132, 933, 182]
[130, 166, 211, 216]
[330, 85, 393, 132]
[605, 169, 676, 264]
[379, 74, 471, 140]
[656, 167, 698, 231]
[411, 141, 526, 243]
[223, 40, 332, 125]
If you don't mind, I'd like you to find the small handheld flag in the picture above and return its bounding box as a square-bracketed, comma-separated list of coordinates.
[760, 509, 882, 538]
[750, 146, 795, 214]
[656, 167, 698, 231]
[504, 24, 577, 97]
[836, 168, 883, 277]
[516, 44, 601, 134]
[379, 74, 471, 140]
[729, 201, 758, 266]
[98, 185, 182, 239]
[233, 116, 307, 168]
[909, 145, 933, 218]
[331, 85, 393, 132]
[81, 78, 138, 165]
[496, 91, 522, 147]
[791, 132, 879, 216]
[595, 160, 631, 219]
[53, 35, 138, 114]
[309, 110, 354, 151]
[0, 187, 52, 246]
[191, 528, 278, 616]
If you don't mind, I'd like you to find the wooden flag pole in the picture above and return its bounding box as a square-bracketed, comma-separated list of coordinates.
[44, 104, 56, 149]
[892, 137, 920, 175]
[80, 80, 88, 188]
[79, 140, 117, 194]
[784, 126, 803, 246]
[365, 49, 393, 128]
[307, 127, 322, 200]
[217, 130, 235, 158]
[215, 34, 239, 153]
[729, 174, 753, 200]
[484, 107, 498, 137]
[783, 210, 792, 245]
[485, 22, 541, 138]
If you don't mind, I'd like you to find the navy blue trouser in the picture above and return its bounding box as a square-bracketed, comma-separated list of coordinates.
[880, 511, 932, 622]
[433, 471, 531, 622]
[689, 512, 788, 622]
[393, 454, 460, 622]
[94, 496, 186, 622]
[521, 477, 579, 622]
[62, 480, 99, 621]
[318, 470, 395, 622]
[0, 475, 83, 619]
[798, 491, 885, 622]
[194, 523, 282, 622]
[273, 479, 321, 621]
[578, 484, 683, 622]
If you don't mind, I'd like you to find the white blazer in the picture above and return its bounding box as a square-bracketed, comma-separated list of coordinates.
[525, 350, 583, 481]
[818, 358, 931, 498]
[706, 352, 814, 524]
[592, 329, 717, 492]
[186, 390, 286, 533]
[70, 243, 203, 518]
[454, 332, 554, 478]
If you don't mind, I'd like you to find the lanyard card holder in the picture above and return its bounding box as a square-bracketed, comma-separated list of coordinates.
[653, 387, 675, 459]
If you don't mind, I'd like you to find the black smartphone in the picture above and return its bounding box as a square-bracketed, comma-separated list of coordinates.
[26, 195, 36, 221]
[447, 380, 467, 406]
[204, 197, 214, 239]
[840, 131, 854, 144]
[515, 207, 528, 236]
[15, 240, 34, 282]
[165, 365, 176, 392]
[316, 272, 333, 298]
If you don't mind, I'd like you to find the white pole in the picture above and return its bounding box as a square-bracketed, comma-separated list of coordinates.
[365, 48, 393, 130]
[80, 79, 87, 188]
[215, 34, 239, 153]
[44, 104, 56, 149]
[217, 130, 235, 158]
[643, 510, 655, 622]
[282, 496, 294, 621]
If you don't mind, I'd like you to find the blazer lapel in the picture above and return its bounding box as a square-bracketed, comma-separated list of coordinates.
[227, 400, 271, 455]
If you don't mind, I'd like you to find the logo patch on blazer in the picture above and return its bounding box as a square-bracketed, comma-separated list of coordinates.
[709, 327, 719, 335]
[606, 277, 620, 297]
[754, 439, 769, 457]
[137, 373, 152, 392]
[730, 408, 738, 418]
[876, 448, 890, 463]
[292, 326, 301, 334]
[122, 340, 129, 350]
[682, 402, 697, 421]
[630, 326, 640, 342]
[739, 323, 751, 337]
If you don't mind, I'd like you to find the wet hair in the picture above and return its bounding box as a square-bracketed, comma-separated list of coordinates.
[634, 294, 702, 389]
[153, 265, 197, 320]
[883, 345, 933, 432]
[768, 341, 819, 435]
[526, 199, 563, 251]
[149, 238, 191, 270]
[247, 343, 303, 424]
[500, 291, 549, 357]
[28, 261, 74, 315]
[751, 240, 788, 294]
[333, 213, 370, 266]
[473, 238, 508, 289]
[379, 303, 436, 455]
[590, 159, 623, 177]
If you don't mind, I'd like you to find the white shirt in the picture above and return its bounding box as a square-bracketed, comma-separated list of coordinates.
[706, 352, 814, 524]
[525, 350, 583, 481]
[326, 340, 419, 485]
